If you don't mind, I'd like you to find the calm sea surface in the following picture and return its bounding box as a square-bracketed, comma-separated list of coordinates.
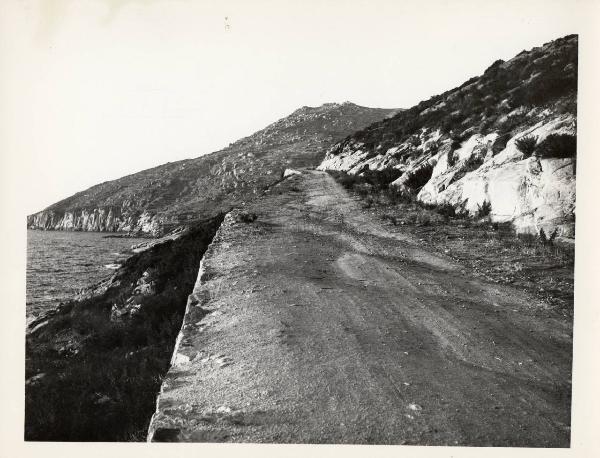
[26, 230, 148, 322]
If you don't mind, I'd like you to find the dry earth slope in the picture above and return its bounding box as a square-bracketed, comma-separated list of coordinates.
[147, 170, 571, 446]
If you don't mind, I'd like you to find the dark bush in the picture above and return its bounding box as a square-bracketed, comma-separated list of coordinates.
[515, 135, 538, 157]
[435, 203, 457, 218]
[451, 139, 463, 151]
[327, 169, 396, 193]
[381, 213, 398, 225]
[450, 155, 485, 185]
[425, 139, 440, 155]
[405, 163, 434, 190]
[353, 183, 374, 198]
[498, 112, 528, 135]
[483, 59, 505, 76]
[450, 130, 465, 145]
[440, 118, 454, 134]
[237, 211, 258, 223]
[447, 150, 457, 167]
[464, 155, 484, 173]
[492, 133, 511, 155]
[535, 134, 576, 159]
[478, 115, 496, 133]
[381, 187, 411, 205]
[326, 170, 363, 190]
[526, 75, 577, 106]
[539, 227, 559, 245]
[361, 168, 403, 188]
[328, 169, 411, 206]
[477, 200, 492, 217]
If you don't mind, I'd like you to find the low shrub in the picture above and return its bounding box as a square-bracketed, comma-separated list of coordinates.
[326, 170, 363, 190]
[498, 112, 528, 135]
[478, 116, 496, 133]
[539, 227, 559, 245]
[382, 213, 398, 225]
[380, 187, 411, 205]
[477, 200, 492, 217]
[416, 213, 431, 226]
[464, 155, 484, 173]
[492, 133, 511, 156]
[362, 197, 375, 209]
[450, 139, 463, 151]
[404, 163, 434, 190]
[361, 168, 403, 188]
[535, 134, 576, 159]
[448, 155, 485, 186]
[435, 203, 457, 218]
[447, 150, 457, 167]
[515, 135, 538, 157]
[237, 211, 258, 223]
[525, 74, 577, 106]
[328, 170, 412, 207]
[353, 183, 374, 198]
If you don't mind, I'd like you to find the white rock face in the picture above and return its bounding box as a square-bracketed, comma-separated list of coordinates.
[319, 113, 576, 237]
[417, 114, 576, 236]
[27, 206, 164, 235]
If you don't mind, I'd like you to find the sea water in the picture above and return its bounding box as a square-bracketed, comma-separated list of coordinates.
[26, 230, 148, 322]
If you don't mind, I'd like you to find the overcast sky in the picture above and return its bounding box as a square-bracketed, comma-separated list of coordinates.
[0, 0, 584, 214]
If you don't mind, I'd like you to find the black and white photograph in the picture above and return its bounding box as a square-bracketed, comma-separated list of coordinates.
[1, 0, 599, 455]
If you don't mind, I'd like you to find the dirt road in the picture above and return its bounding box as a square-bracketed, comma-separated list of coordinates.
[147, 170, 572, 446]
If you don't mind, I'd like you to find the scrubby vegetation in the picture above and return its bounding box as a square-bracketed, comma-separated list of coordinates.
[25, 215, 224, 441]
[404, 164, 435, 190]
[450, 155, 485, 184]
[477, 200, 492, 218]
[330, 35, 577, 158]
[535, 134, 576, 159]
[515, 135, 538, 157]
[514, 133, 576, 160]
[539, 227, 559, 245]
[328, 170, 456, 223]
[361, 168, 404, 187]
[447, 150, 457, 167]
[237, 211, 258, 223]
[327, 170, 574, 314]
[492, 133, 511, 156]
[328, 169, 403, 194]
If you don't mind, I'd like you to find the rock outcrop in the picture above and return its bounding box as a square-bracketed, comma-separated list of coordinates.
[27, 102, 398, 236]
[318, 35, 577, 237]
[27, 207, 163, 235]
[417, 114, 576, 236]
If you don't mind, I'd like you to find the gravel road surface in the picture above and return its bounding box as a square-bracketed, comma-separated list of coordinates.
[148, 170, 572, 446]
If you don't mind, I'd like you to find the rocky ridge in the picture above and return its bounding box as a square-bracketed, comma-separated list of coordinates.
[318, 35, 577, 237]
[27, 103, 397, 236]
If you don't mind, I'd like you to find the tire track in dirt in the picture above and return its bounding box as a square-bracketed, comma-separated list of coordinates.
[148, 170, 572, 446]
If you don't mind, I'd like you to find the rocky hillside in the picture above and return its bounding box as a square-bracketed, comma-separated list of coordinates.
[27, 102, 398, 236]
[318, 35, 577, 238]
